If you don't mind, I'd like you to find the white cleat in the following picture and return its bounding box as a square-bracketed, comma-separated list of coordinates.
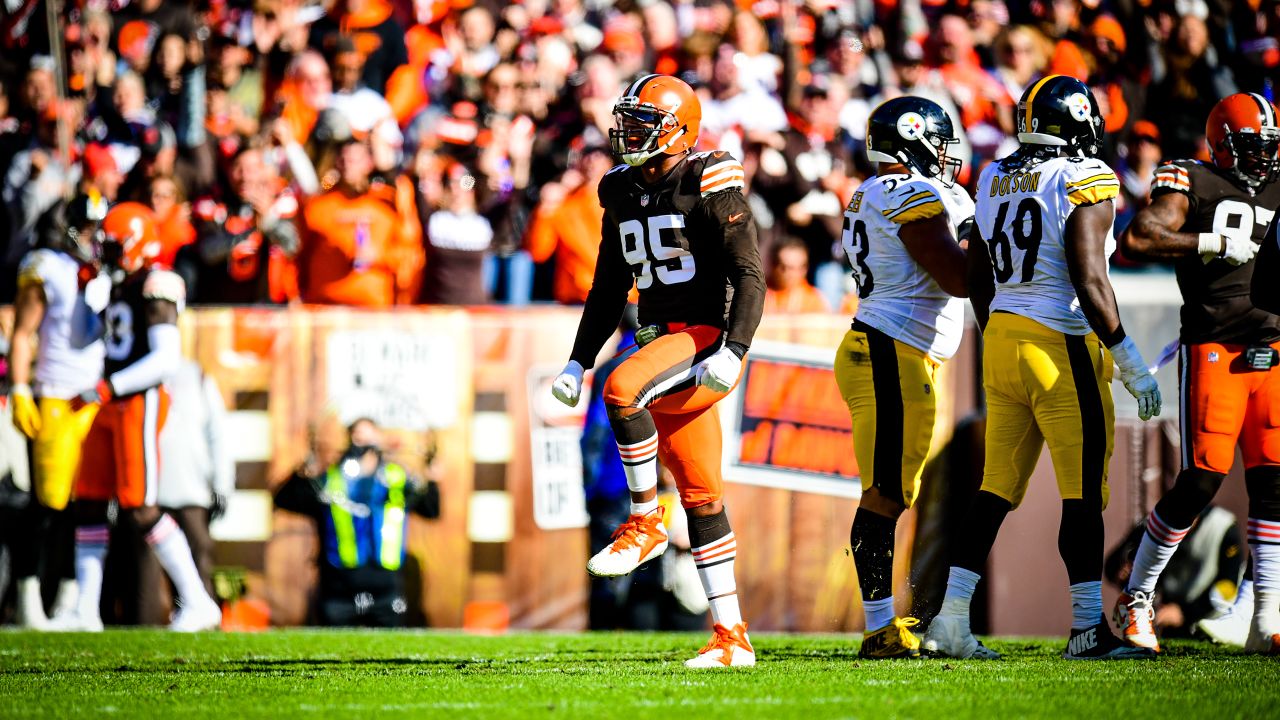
[15, 577, 49, 630]
[1245, 617, 1280, 655]
[684, 623, 755, 668]
[1196, 605, 1252, 647]
[46, 611, 104, 633]
[1112, 590, 1160, 652]
[922, 613, 1001, 659]
[586, 508, 668, 578]
[169, 595, 222, 632]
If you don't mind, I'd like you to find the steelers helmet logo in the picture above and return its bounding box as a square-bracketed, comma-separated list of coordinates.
[1065, 92, 1092, 121]
[897, 112, 926, 140]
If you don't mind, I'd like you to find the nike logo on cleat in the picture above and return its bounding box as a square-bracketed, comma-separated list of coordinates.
[1067, 628, 1097, 656]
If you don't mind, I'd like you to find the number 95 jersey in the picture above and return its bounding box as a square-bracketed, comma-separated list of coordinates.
[977, 155, 1120, 336]
[1154, 160, 1280, 344]
[841, 173, 974, 361]
[593, 150, 765, 345]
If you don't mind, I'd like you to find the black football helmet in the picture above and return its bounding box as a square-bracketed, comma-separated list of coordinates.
[35, 191, 108, 265]
[866, 96, 962, 186]
[1016, 74, 1104, 158]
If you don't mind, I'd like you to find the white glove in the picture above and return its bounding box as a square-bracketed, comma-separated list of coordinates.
[83, 272, 112, 313]
[1110, 336, 1162, 421]
[695, 345, 742, 393]
[1198, 232, 1259, 266]
[551, 360, 585, 407]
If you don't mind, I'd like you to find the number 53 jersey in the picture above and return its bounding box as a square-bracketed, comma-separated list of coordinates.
[841, 172, 974, 361]
[976, 155, 1120, 336]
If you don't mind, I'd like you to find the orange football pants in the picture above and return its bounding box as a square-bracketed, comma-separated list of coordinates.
[76, 387, 170, 509]
[603, 325, 739, 509]
[1180, 341, 1280, 472]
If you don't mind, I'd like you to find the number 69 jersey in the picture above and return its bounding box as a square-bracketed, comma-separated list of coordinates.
[841, 173, 974, 361]
[976, 155, 1121, 336]
[571, 150, 765, 366]
[1154, 159, 1280, 344]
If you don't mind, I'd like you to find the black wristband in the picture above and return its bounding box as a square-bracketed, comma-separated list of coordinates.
[725, 341, 749, 359]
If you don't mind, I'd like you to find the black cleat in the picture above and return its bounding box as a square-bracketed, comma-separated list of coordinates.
[1063, 619, 1157, 660]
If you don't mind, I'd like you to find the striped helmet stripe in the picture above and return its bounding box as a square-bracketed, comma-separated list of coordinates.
[1249, 92, 1277, 128]
[626, 73, 661, 99]
[1023, 75, 1058, 133]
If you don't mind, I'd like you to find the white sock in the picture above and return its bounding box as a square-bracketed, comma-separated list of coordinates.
[1069, 581, 1103, 630]
[939, 566, 981, 618]
[1126, 510, 1191, 595]
[146, 514, 209, 606]
[1234, 578, 1255, 613]
[692, 531, 741, 627]
[51, 579, 79, 617]
[74, 525, 109, 620]
[863, 596, 896, 632]
[1248, 518, 1280, 627]
[618, 435, 659, 516]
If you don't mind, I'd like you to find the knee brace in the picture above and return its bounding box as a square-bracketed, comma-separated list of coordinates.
[1154, 467, 1226, 529]
[1245, 466, 1280, 521]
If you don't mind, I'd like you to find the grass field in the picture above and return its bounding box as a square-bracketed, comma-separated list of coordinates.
[0, 630, 1276, 719]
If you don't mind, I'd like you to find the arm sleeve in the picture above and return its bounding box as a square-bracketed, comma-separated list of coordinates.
[882, 180, 945, 224]
[1149, 161, 1196, 212]
[1064, 159, 1121, 207]
[568, 212, 630, 369]
[108, 322, 182, 396]
[273, 471, 326, 518]
[202, 373, 235, 498]
[702, 190, 766, 349]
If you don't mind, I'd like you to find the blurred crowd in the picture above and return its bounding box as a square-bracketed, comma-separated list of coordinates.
[1, 0, 1277, 309]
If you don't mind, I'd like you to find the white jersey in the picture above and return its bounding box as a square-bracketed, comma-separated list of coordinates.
[841, 172, 975, 360]
[16, 249, 104, 398]
[976, 155, 1120, 336]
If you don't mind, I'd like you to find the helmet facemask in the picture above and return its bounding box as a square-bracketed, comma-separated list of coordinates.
[610, 97, 685, 167]
[1224, 127, 1280, 187]
[925, 131, 963, 187]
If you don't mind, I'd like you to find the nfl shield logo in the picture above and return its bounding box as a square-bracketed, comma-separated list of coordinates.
[1208, 352, 1219, 363]
[640, 194, 650, 207]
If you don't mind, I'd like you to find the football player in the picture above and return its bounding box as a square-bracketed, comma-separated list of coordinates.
[836, 97, 972, 658]
[550, 74, 765, 667]
[1121, 93, 1280, 654]
[924, 75, 1161, 660]
[51, 203, 222, 632]
[7, 194, 109, 628]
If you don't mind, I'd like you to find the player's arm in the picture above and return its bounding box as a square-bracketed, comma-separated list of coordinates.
[99, 273, 185, 399]
[567, 218, 631, 370]
[8, 275, 46, 437]
[705, 189, 765, 354]
[966, 226, 995, 330]
[1065, 199, 1161, 420]
[899, 213, 969, 297]
[1118, 192, 1197, 260]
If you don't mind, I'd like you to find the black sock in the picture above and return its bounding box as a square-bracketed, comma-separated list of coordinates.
[955, 491, 1012, 574]
[607, 406, 658, 447]
[851, 508, 897, 601]
[1058, 499, 1103, 585]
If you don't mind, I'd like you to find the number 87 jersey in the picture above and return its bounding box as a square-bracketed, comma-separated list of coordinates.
[976, 155, 1121, 335]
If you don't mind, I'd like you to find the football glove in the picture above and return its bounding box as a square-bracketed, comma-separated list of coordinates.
[70, 379, 113, 412]
[9, 384, 40, 439]
[1110, 337, 1161, 421]
[1198, 232, 1259, 266]
[82, 271, 112, 313]
[551, 360, 585, 407]
[695, 344, 745, 394]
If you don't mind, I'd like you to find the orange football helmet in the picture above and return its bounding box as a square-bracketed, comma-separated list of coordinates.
[1206, 92, 1280, 186]
[610, 74, 701, 167]
[100, 202, 162, 276]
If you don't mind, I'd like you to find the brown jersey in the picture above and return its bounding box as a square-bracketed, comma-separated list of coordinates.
[569, 151, 766, 368]
[1152, 160, 1280, 344]
[103, 269, 185, 390]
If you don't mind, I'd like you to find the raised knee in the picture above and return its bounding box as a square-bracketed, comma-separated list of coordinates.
[1157, 468, 1226, 527]
[128, 506, 162, 531]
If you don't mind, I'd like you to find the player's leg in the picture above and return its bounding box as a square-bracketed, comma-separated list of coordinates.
[48, 402, 118, 631]
[34, 398, 100, 623]
[589, 326, 724, 577]
[1040, 333, 1147, 659]
[835, 326, 933, 658]
[1196, 560, 1253, 646]
[653, 403, 754, 668]
[1239, 363, 1280, 654]
[926, 316, 1040, 660]
[119, 389, 221, 631]
[1118, 344, 1242, 649]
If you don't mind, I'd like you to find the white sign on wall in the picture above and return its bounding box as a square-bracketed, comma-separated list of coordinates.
[527, 366, 591, 530]
[326, 331, 459, 431]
